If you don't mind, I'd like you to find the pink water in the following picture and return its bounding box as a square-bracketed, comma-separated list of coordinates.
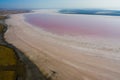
[25, 13, 120, 38]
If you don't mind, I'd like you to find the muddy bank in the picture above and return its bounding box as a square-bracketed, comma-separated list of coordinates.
[0, 16, 47, 80]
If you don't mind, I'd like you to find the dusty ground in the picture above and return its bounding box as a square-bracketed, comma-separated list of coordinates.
[5, 11, 120, 80]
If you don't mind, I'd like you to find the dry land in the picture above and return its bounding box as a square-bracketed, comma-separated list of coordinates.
[0, 9, 30, 15]
[0, 16, 24, 80]
[0, 15, 46, 80]
[0, 17, 17, 80]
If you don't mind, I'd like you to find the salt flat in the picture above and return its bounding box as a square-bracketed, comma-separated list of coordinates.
[5, 10, 120, 80]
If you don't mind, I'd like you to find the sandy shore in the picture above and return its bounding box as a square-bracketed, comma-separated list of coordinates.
[5, 11, 120, 80]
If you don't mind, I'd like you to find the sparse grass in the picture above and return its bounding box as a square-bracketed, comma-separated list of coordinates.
[0, 45, 26, 80]
[0, 24, 4, 33]
[0, 45, 17, 80]
[0, 16, 6, 33]
[0, 71, 16, 80]
[0, 46, 17, 66]
[0, 16, 6, 20]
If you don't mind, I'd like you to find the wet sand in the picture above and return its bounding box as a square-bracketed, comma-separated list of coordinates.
[5, 10, 120, 80]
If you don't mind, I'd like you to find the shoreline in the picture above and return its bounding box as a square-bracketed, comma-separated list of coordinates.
[0, 16, 47, 80]
[5, 11, 120, 80]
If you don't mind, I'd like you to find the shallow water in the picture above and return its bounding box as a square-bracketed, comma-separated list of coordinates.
[25, 13, 120, 39]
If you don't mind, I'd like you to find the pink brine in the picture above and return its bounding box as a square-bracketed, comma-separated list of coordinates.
[25, 13, 120, 39]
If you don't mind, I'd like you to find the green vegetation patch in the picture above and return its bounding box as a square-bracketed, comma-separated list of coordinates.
[0, 45, 26, 80]
[0, 71, 16, 80]
[0, 45, 17, 66]
[0, 45, 17, 80]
